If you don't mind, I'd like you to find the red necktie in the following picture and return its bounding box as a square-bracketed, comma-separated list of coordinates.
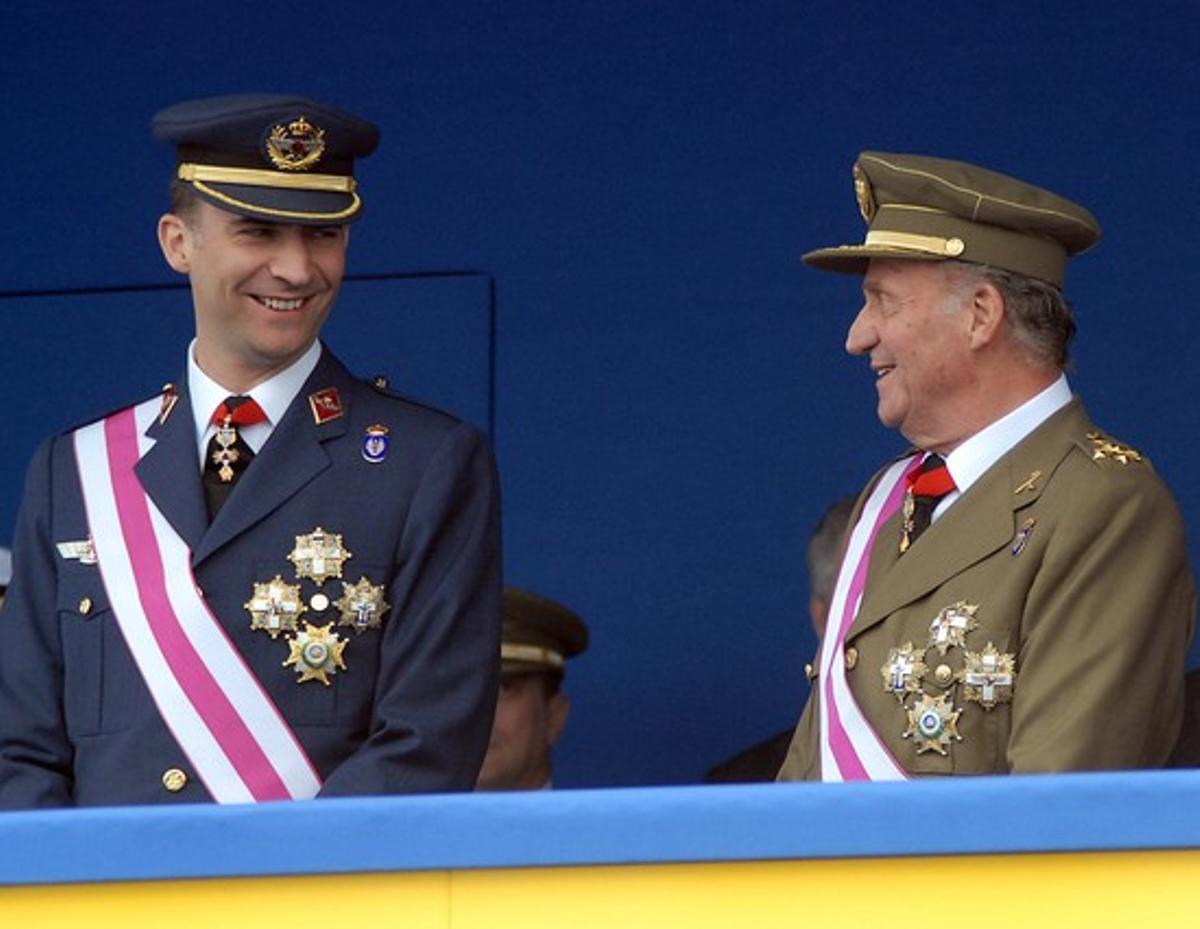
[900, 454, 956, 553]
[204, 396, 268, 517]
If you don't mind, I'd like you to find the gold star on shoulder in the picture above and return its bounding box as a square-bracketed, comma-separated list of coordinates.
[1085, 432, 1144, 465]
[288, 527, 353, 585]
[903, 692, 963, 755]
[283, 623, 347, 686]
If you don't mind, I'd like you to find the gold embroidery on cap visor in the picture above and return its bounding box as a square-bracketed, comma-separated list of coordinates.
[177, 164, 361, 222]
[501, 643, 566, 670]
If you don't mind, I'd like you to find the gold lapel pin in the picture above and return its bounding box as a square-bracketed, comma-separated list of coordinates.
[1013, 470, 1041, 495]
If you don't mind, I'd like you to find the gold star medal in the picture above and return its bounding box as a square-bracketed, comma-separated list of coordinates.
[244, 575, 306, 639]
[283, 623, 347, 685]
[336, 577, 390, 634]
[903, 693, 963, 755]
[928, 601, 980, 655]
[881, 642, 927, 702]
[961, 643, 1016, 709]
[288, 527, 352, 585]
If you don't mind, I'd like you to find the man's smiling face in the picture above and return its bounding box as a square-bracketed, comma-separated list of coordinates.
[161, 199, 347, 390]
[845, 258, 977, 450]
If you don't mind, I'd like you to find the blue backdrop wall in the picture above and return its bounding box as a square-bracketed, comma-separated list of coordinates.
[1, 1, 1198, 787]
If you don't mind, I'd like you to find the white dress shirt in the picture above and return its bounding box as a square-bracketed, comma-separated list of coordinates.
[188, 339, 323, 471]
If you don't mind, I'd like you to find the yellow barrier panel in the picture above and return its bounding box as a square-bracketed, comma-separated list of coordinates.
[3, 850, 1198, 928]
[455, 851, 1200, 928]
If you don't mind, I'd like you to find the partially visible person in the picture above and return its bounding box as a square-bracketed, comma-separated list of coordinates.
[476, 588, 589, 791]
[804, 496, 859, 638]
[705, 496, 856, 783]
[779, 151, 1193, 781]
[0, 547, 11, 611]
[1169, 669, 1200, 767]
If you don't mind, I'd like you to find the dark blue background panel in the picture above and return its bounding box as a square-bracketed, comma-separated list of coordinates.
[2, 0, 1198, 788]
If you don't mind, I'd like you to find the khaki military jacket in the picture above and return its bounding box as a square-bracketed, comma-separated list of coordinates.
[779, 400, 1194, 778]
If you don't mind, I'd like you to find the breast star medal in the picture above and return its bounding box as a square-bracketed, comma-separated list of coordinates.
[881, 642, 927, 702]
[288, 527, 352, 585]
[928, 601, 980, 655]
[336, 577, 390, 634]
[961, 643, 1016, 709]
[244, 575, 306, 639]
[283, 623, 347, 685]
[903, 693, 963, 755]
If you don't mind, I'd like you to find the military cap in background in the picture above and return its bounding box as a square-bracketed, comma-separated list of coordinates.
[501, 587, 589, 677]
[804, 151, 1101, 287]
[153, 93, 380, 224]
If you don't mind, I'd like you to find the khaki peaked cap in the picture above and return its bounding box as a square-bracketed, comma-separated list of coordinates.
[803, 151, 1101, 287]
[501, 587, 589, 677]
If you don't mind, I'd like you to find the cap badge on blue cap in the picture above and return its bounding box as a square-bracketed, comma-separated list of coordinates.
[265, 116, 326, 171]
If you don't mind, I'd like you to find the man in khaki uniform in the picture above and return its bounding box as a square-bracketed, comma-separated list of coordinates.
[779, 152, 1193, 780]
[476, 588, 588, 790]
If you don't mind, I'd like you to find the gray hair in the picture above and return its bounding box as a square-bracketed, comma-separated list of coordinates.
[946, 261, 1075, 369]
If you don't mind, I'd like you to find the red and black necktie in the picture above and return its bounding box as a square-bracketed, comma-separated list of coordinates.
[204, 395, 267, 517]
[900, 453, 956, 554]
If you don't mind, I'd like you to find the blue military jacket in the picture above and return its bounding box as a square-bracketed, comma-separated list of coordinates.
[0, 347, 501, 807]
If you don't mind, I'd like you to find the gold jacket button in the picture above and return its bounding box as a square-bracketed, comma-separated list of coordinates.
[844, 647, 859, 670]
[162, 768, 188, 792]
[935, 664, 954, 686]
[78, 597, 93, 616]
[804, 662, 816, 681]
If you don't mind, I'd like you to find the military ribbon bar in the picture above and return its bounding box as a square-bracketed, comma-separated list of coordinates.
[73, 398, 321, 803]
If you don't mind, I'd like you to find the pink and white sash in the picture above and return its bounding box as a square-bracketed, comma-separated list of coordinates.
[818, 454, 923, 782]
[73, 398, 321, 803]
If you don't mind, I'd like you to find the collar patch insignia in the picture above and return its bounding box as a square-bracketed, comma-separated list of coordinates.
[265, 116, 326, 171]
[1013, 470, 1041, 494]
[308, 387, 343, 425]
[928, 600, 980, 655]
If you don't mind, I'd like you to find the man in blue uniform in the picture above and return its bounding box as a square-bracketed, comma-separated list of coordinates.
[0, 94, 502, 807]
